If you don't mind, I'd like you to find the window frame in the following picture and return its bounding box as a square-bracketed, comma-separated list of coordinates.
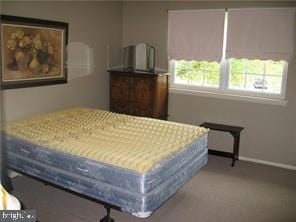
[169, 59, 288, 101]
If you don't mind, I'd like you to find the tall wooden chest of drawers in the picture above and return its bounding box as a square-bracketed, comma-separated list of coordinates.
[108, 69, 169, 120]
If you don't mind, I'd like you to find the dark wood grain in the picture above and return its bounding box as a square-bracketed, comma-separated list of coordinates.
[109, 69, 169, 120]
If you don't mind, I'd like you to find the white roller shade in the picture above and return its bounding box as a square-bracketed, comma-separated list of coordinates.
[168, 9, 225, 62]
[226, 8, 296, 61]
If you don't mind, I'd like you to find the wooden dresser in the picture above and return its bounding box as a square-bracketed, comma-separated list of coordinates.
[108, 69, 169, 120]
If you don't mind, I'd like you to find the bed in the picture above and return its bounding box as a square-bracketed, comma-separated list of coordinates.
[2, 108, 208, 220]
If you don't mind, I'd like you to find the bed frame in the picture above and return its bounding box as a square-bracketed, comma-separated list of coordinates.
[7, 166, 118, 222]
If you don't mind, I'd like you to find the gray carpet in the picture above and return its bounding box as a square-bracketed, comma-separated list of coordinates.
[11, 156, 296, 222]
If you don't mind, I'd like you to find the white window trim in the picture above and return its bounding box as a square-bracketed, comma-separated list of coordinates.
[169, 60, 288, 106]
[169, 88, 288, 106]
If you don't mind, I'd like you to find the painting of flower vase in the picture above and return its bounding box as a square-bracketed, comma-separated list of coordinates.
[1, 15, 68, 89]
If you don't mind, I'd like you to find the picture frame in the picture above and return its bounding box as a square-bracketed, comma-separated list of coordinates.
[0, 15, 69, 89]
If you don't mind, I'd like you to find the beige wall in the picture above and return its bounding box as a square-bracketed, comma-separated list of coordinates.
[1, 1, 123, 122]
[1, 1, 296, 167]
[122, 1, 296, 166]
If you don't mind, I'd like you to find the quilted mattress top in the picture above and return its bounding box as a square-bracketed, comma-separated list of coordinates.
[2, 108, 208, 173]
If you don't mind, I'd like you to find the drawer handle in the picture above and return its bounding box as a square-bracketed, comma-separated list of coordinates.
[76, 167, 89, 173]
[20, 148, 30, 154]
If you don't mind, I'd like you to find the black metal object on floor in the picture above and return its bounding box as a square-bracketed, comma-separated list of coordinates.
[7, 167, 121, 222]
[100, 205, 115, 222]
[200, 122, 244, 166]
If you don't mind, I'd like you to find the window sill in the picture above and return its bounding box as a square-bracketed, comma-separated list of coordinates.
[169, 87, 288, 106]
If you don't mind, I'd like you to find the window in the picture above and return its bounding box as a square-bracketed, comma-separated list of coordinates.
[171, 59, 287, 99]
[168, 8, 295, 102]
[174, 60, 220, 88]
[228, 59, 287, 95]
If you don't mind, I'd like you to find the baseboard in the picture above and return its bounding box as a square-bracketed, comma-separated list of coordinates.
[239, 156, 296, 171]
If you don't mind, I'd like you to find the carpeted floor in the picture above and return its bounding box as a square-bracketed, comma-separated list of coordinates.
[11, 156, 296, 222]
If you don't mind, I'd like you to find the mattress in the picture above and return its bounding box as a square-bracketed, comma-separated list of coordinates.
[2, 108, 208, 217]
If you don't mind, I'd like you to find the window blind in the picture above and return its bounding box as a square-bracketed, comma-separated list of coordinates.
[168, 9, 225, 62]
[226, 8, 296, 62]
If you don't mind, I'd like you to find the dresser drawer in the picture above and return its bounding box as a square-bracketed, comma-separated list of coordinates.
[131, 77, 152, 103]
[131, 102, 152, 117]
[110, 99, 130, 114]
[110, 85, 129, 100]
[111, 75, 130, 86]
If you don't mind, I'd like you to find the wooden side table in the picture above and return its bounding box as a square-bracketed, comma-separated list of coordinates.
[200, 122, 244, 166]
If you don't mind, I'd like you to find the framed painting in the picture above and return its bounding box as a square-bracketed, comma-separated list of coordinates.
[0, 15, 68, 89]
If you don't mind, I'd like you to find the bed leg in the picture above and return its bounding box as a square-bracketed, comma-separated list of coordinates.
[100, 205, 114, 222]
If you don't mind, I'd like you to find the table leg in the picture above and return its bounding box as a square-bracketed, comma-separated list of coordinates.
[231, 155, 235, 167]
[230, 132, 239, 167]
[234, 134, 240, 161]
[231, 133, 241, 166]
